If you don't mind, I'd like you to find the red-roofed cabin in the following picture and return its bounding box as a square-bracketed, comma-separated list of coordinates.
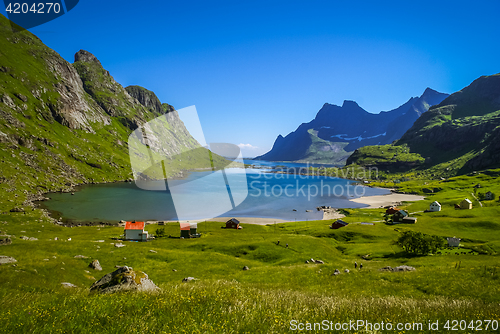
[330, 219, 348, 229]
[124, 221, 148, 241]
[385, 207, 400, 215]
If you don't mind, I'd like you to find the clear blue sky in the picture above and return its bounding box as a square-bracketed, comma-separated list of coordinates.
[2, 1, 500, 157]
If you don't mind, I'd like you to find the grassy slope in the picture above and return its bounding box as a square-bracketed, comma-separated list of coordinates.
[0, 14, 228, 215]
[0, 171, 499, 332]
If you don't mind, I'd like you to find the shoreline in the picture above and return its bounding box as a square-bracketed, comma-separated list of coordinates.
[36, 165, 425, 226]
[350, 192, 425, 209]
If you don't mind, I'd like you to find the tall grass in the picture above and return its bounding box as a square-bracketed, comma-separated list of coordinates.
[1, 281, 499, 333]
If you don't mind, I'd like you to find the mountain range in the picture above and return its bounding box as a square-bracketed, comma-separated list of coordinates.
[347, 72, 500, 175]
[255, 88, 449, 164]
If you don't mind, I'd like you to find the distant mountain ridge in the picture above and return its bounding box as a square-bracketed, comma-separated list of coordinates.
[347, 73, 500, 175]
[255, 88, 448, 164]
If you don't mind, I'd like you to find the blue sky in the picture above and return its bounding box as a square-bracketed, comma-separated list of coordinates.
[2, 1, 500, 157]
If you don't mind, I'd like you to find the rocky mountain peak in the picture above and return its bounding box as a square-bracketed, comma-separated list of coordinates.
[74, 50, 102, 67]
[342, 100, 360, 108]
[125, 85, 163, 116]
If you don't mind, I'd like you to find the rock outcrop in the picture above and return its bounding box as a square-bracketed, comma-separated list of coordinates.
[0, 256, 17, 264]
[89, 259, 102, 271]
[90, 266, 159, 294]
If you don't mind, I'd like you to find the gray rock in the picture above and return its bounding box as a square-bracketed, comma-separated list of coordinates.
[74, 255, 89, 259]
[242, 266, 249, 270]
[315, 260, 324, 264]
[0, 238, 11, 245]
[380, 265, 416, 272]
[149, 250, 157, 253]
[89, 259, 102, 271]
[9, 207, 24, 213]
[20, 236, 38, 241]
[61, 282, 77, 288]
[344, 269, 350, 273]
[0, 256, 17, 264]
[333, 269, 340, 276]
[114, 243, 125, 248]
[305, 260, 309, 264]
[392, 265, 416, 272]
[182, 277, 196, 282]
[90, 266, 159, 294]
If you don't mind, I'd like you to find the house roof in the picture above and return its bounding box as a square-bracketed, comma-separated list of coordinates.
[431, 201, 441, 206]
[227, 218, 240, 224]
[395, 210, 409, 217]
[125, 221, 145, 230]
[462, 198, 472, 204]
[333, 219, 348, 226]
[180, 222, 191, 230]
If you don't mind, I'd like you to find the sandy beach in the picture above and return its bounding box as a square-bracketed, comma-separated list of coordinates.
[350, 193, 425, 209]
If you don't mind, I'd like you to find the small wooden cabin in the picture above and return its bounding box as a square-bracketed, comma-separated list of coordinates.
[429, 201, 441, 212]
[180, 222, 200, 238]
[460, 198, 472, 210]
[225, 218, 242, 229]
[402, 217, 417, 224]
[385, 206, 400, 215]
[180, 222, 191, 238]
[330, 219, 348, 229]
[124, 221, 148, 241]
[447, 237, 461, 247]
[485, 191, 494, 200]
[393, 210, 409, 223]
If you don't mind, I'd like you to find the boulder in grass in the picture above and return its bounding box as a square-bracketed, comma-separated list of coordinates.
[182, 277, 196, 282]
[315, 260, 324, 264]
[90, 266, 159, 294]
[380, 265, 416, 272]
[0, 238, 11, 245]
[61, 282, 77, 288]
[89, 259, 102, 271]
[0, 256, 16, 264]
[74, 255, 89, 259]
[392, 265, 416, 272]
[114, 243, 125, 248]
[242, 266, 249, 270]
[333, 269, 340, 276]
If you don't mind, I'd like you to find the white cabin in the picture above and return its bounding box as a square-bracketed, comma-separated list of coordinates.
[429, 201, 442, 212]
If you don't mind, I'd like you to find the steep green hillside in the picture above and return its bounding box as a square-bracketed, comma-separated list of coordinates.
[0, 14, 226, 214]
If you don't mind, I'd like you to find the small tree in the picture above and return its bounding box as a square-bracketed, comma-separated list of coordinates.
[155, 227, 166, 238]
[395, 231, 446, 255]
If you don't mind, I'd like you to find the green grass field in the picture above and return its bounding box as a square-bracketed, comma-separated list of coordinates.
[1, 170, 500, 333]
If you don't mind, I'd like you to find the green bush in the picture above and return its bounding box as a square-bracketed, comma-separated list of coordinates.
[395, 231, 446, 255]
[155, 227, 166, 238]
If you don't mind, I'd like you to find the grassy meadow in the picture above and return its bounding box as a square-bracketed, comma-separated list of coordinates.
[1, 170, 500, 333]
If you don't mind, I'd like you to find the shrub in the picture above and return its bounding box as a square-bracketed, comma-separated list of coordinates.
[395, 231, 446, 255]
[155, 227, 166, 238]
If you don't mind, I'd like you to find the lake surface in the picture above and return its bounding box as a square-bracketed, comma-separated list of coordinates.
[43, 161, 390, 222]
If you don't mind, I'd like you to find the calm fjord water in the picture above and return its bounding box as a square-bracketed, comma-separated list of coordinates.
[43, 161, 389, 222]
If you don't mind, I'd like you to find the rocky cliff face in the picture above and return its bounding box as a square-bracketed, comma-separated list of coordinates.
[256, 88, 448, 164]
[125, 85, 164, 116]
